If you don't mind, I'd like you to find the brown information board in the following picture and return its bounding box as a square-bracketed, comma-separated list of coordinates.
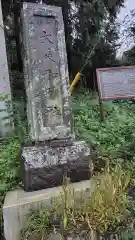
[96, 66, 135, 121]
[96, 66, 135, 100]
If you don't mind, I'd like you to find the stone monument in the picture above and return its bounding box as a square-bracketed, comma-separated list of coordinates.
[21, 2, 92, 191]
[3, 3, 92, 240]
[0, 0, 13, 138]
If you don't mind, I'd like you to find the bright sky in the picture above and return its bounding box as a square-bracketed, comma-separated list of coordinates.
[118, 0, 135, 20]
[117, 0, 135, 56]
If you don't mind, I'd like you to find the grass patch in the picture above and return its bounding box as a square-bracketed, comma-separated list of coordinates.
[0, 135, 21, 239]
[0, 137, 21, 192]
[73, 90, 135, 168]
[21, 166, 131, 239]
[0, 117, 29, 239]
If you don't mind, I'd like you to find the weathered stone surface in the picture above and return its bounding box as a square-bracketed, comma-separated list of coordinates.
[21, 141, 91, 191]
[3, 180, 95, 240]
[0, 0, 13, 138]
[20, 2, 92, 192]
[21, 2, 72, 141]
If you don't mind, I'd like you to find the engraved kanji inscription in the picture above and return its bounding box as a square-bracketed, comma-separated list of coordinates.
[30, 15, 63, 131]
[22, 3, 72, 141]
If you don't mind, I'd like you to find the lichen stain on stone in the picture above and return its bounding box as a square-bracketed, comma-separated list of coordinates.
[22, 141, 90, 169]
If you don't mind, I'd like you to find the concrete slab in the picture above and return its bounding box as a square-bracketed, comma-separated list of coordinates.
[3, 179, 95, 240]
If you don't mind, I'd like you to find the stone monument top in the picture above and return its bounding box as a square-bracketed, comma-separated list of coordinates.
[22, 2, 72, 141]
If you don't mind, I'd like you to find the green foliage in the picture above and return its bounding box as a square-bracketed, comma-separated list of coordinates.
[120, 231, 135, 240]
[122, 9, 135, 66]
[123, 46, 135, 66]
[0, 100, 29, 193]
[0, 136, 20, 193]
[0, 100, 29, 239]
[73, 91, 135, 164]
[21, 210, 52, 240]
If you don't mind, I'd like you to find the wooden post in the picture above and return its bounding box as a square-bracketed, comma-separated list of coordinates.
[99, 97, 104, 121]
[93, 71, 96, 91]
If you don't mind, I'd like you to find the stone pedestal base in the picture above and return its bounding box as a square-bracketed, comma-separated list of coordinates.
[3, 180, 95, 240]
[21, 140, 91, 191]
